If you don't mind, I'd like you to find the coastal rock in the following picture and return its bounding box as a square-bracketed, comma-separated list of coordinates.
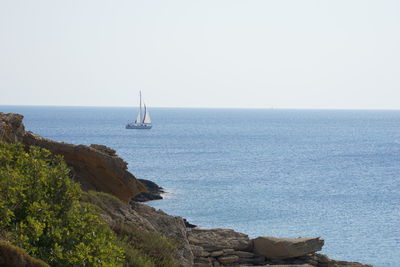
[130, 201, 194, 267]
[210, 250, 224, 257]
[252, 236, 324, 260]
[82, 192, 194, 266]
[0, 113, 25, 143]
[262, 265, 313, 267]
[188, 229, 251, 252]
[301, 254, 373, 267]
[23, 131, 146, 203]
[191, 245, 210, 257]
[233, 250, 255, 258]
[132, 178, 164, 202]
[0, 112, 147, 203]
[217, 254, 239, 265]
[193, 257, 212, 267]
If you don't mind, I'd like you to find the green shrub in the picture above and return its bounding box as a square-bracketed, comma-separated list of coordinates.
[0, 143, 124, 266]
[81, 191, 180, 267]
[113, 222, 180, 267]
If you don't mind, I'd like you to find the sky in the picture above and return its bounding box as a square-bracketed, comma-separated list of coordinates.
[0, 0, 399, 109]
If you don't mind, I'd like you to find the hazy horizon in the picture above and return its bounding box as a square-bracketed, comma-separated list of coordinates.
[3, 104, 400, 111]
[1, 0, 399, 109]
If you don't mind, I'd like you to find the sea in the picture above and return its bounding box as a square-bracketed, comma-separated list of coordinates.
[1, 106, 399, 267]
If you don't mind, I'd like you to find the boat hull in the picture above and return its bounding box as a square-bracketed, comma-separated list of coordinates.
[126, 123, 152, 129]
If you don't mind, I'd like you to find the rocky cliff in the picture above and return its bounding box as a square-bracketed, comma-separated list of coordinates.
[0, 112, 146, 203]
[0, 112, 372, 267]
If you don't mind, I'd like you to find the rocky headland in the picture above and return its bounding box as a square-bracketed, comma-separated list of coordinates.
[0, 112, 372, 267]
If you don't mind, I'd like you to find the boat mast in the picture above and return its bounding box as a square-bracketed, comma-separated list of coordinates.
[139, 90, 142, 123]
[143, 103, 147, 123]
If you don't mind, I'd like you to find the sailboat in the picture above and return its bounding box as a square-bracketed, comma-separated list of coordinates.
[126, 91, 152, 129]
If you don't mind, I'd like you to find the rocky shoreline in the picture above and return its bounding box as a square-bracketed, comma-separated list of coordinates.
[0, 112, 372, 267]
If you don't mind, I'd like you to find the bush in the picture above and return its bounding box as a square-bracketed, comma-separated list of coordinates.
[81, 191, 180, 267]
[113, 222, 180, 267]
[0, 143, 124, 266]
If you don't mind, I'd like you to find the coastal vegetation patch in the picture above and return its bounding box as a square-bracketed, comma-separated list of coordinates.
[0, 142, 180, 266]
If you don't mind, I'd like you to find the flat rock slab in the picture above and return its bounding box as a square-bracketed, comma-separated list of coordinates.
[252, 237, 324, 260]
[217, 255, 239, 265]
[259, 265, 313, 267]
[188, 228, 251, 251]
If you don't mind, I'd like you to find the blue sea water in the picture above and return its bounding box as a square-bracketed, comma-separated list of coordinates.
[1, 106, 399, 267]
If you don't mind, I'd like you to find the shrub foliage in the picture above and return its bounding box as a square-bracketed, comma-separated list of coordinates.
[0, 143, 124, 266]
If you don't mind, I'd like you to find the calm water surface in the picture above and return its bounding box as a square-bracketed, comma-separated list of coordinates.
[1, 106, 399, 267]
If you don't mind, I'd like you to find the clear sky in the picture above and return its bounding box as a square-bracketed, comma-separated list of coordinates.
[0, 0, 399, 109]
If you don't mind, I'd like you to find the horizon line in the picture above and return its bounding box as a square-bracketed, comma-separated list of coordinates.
[1, 104, 400, 111]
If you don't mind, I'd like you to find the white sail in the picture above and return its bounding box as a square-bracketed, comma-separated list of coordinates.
[135, 112, 141, 124]
[143, 104, 152, 124]
[126, 90, 152, 129]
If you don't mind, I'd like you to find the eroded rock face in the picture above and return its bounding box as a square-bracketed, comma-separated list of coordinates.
[188, 228, 251, 252]
[0, 112, 146, 203]
[81, 193, 194, 267]
[23, 131, 146, 203]
[130, 202, 194, 267]
[0, 113, 25, 143]
[252, 236, 324, 260]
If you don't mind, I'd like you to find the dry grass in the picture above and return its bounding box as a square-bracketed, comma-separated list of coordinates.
[0, 240, 49, 267]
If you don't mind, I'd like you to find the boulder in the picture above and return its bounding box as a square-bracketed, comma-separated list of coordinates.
[132, 179, 164, 202]
[188, 229, 251, 252]
[252, 236, 324, 260]
[0, 113, 25, 143]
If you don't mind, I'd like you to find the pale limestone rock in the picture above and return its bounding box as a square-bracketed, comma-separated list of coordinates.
[217, 255, 239, 265]
[252, 236, 324, 260]
[233, 250, 255, 258]
[223, 248, 235, 254]
[188, 229, 251, 252]
[211, 250, 224, 257]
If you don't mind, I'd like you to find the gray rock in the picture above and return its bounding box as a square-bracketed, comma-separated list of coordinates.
[223, 248, 235, 254]
[233, 251, 255, 258]
[0, 113, 25, 143]
[211, 250, 224, 257]
[252, 236, 324, 260]
[188, 229, 251, 251]
[191, 245, 210, 257]
[237, 255, 265, 265]
[194, 257, 212, 267]
[217, 255, 240, 265]
[130, 202, 194, 266]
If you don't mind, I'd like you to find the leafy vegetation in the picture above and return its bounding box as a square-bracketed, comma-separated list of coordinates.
[0, 142, 181, 266]
[0, 143, 124, 266]
[113, 221, 180, 267]
[81, 191, 181, 267]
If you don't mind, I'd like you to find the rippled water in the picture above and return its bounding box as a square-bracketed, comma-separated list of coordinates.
[1, 106, 399, 267]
